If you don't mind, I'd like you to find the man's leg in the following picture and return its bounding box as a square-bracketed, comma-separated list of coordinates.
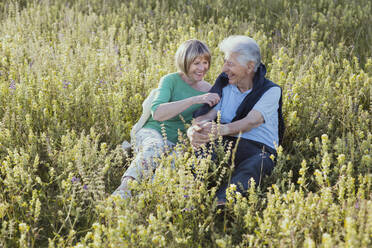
[215, 151, 275, 203]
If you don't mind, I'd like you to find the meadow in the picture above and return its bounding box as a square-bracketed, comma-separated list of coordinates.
[0, 0, 371, 247]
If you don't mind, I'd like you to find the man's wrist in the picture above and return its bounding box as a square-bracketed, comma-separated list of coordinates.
[219, 124, 229, 136]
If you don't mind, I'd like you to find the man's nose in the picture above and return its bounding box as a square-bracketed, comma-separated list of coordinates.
[222, 62, 228, 72]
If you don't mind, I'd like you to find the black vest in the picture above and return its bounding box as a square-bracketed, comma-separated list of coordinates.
[193, 63, 285, 145]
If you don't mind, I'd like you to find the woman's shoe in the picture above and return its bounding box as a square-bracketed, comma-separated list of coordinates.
[112, 177, 133, 199]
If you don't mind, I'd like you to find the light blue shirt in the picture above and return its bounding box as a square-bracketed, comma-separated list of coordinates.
[213, 84, 281, 149]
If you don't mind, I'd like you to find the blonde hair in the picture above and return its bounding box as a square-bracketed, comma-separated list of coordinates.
[175, 39, 211, 75]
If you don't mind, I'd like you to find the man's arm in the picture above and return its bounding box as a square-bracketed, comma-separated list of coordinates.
[188, 108, 264, 148]
[199, 109, 264, 138]
[219, 109, 264, 136]
[188, 109, 263, 148]
[204, 86, 280, 137]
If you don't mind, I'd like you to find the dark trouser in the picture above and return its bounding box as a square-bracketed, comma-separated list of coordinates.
[202, 136, 276, 202]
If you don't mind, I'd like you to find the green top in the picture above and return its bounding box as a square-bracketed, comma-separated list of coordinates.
[143, 72, 207, 144]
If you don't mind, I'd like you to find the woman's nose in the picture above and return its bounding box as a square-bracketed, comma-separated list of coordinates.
[200, 64, 207, 70]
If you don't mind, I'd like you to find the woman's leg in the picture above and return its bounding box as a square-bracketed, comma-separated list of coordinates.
[113, 128, 174, 198]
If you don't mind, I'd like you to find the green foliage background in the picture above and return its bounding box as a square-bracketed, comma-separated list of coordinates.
[0, 0, 371, 247]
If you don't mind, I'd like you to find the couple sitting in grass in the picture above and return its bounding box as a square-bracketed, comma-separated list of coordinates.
[113, 35, 284, 205]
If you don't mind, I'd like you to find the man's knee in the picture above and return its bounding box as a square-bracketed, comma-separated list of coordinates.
[235, 153, 274, 184]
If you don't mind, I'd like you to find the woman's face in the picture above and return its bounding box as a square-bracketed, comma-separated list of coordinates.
[187, 56, 209, 83]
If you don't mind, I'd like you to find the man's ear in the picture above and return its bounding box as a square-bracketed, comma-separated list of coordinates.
[246, 61, 255, 74]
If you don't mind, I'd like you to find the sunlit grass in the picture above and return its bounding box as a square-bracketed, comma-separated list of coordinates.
[0, 0, 371, 247]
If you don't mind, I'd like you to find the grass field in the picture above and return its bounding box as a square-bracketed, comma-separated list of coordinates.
[0, 0, 371, 247]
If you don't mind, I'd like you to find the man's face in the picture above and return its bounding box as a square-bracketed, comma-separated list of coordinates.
[221, 53, 250, 85]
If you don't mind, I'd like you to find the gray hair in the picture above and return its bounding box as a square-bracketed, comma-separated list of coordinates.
[219, 35, 261, 72]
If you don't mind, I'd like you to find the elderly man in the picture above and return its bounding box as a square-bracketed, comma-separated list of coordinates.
[187, 35, 284, 204]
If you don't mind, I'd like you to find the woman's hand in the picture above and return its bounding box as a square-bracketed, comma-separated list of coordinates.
[193, 93, 220, 106]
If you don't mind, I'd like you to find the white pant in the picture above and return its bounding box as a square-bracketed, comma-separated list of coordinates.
[122, 128, 175, 181]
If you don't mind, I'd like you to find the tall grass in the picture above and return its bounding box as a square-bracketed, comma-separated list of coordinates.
[0, 0, 371, 247]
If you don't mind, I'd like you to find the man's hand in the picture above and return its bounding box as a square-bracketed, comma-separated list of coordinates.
[199, 121, 229, 138]
[187, 124, 209, 148]
[187, 121, 228, 149]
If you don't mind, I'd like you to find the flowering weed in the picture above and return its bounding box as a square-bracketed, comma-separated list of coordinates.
[0, 0, 371, 247]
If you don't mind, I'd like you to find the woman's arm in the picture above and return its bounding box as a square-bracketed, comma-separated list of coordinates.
[153, 93, 220, 122]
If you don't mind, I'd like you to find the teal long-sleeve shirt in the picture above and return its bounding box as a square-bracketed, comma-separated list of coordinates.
[143, 72, 207, 144]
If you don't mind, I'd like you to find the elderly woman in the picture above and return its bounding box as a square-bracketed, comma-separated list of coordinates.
[188, 35, 284, 205]
[113, 39, 220, 198]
